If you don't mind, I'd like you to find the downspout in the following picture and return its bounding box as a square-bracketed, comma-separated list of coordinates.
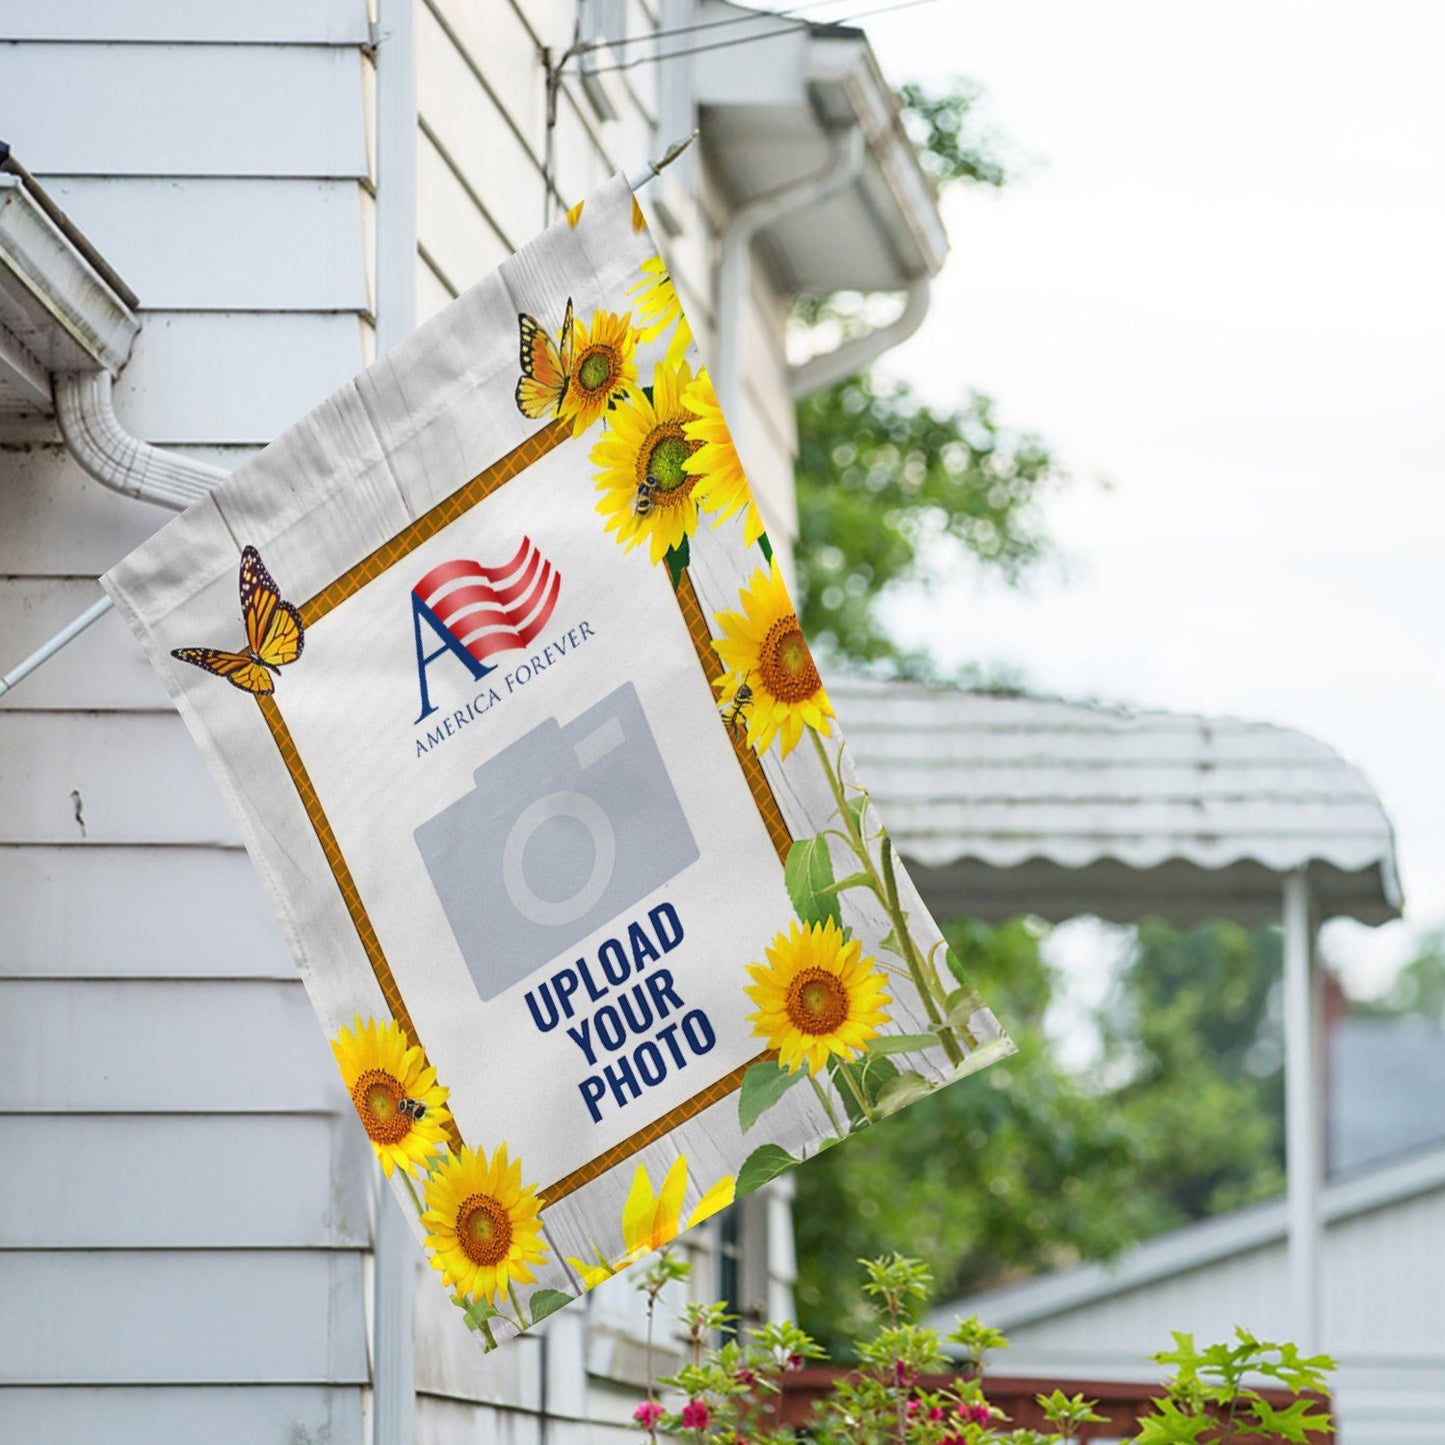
[787, 272, 931, 399]
[53, 371, 227, 508]
[713, 123, 865, 422]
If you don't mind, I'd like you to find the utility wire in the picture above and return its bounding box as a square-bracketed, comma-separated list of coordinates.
[565, 0, 878, 60]
[570, 0, 940, 77]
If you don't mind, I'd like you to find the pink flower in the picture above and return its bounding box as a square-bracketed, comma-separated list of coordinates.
[906, 1399, 921, 1417]
[893, 1360, 917, 1387]
[681, 1400, 711, 1430]
[633, 1400, 665, 1428]
[735, 1366, 758, 1386]
[961, 1402, 992, 1425]
[786, 1353, 806, 1372]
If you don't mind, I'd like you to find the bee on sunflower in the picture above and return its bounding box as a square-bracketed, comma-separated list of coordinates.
[745, 918, 892, 1076]
[422, 1143, 550, 1307]
[712, 558, 834, 758]
[330, 1015, 452, 1179]
[592, 360, 704, 563]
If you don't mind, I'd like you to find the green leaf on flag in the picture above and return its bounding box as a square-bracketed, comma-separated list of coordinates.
[944, 945, 971, 989]
[830, 1054, 900, 1128]
[455, 1293, 501, 1332]
[875, 1071, 934, 1117]
[866, 1032, 939, 1056]
[738, 1058, 803, 1132]
[784, 835, 841, 928]
[664, 534, 690, 589]
[528, 1288, 574, 1324]
[759, 531, 773, 564]
[736, 1143, 798, 1197]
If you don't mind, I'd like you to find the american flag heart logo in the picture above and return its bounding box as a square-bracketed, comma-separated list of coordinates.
[412, 537, 562, 666]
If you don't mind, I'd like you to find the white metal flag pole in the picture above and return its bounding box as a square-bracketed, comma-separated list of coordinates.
[0, 135, 697, 705]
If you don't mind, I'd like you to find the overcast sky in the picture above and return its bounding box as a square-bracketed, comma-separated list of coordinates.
[839, 0, 1445, 995]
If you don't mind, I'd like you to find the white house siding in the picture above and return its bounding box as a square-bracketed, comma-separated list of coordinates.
[970, 1178, 1445, 1445]
[0, 3, 376, 1439]
[412, 0, 803, 563]
[1, 0, 812, 1437]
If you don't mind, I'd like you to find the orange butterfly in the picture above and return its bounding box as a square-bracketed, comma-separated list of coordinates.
[171, 545, 305, 695]
[514, 298, 574, 419]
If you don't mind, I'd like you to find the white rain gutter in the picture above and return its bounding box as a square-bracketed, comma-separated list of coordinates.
[713, 123, 865, 421]
[787, 272, 931, 399]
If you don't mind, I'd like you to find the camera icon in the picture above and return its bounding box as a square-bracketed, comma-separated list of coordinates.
[414, 682, 700, 999]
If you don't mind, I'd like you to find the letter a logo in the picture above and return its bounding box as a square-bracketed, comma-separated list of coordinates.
[411, 536, 562, 721]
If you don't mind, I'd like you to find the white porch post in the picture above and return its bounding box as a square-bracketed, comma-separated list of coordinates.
[1282, 868, 1322, 1349]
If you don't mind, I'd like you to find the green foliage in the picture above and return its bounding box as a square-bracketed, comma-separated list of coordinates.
[898, 78, 1008, 191]
[1104, 920, 1286, 1220]
[1135, 1329, 1335, 1443]
[632, 1255, 1332, 1444]
[795, 378, 1057, 671]
[794, 918, 1290, 1351]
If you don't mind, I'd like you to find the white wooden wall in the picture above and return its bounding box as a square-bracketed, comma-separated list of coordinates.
[984, 1184, 1445, 1445]
[0, 0, 803, 1439]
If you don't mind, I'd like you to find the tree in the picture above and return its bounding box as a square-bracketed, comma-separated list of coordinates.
[792, 919, 1289, 1349]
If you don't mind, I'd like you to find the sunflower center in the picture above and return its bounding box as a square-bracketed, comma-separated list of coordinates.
[758, 616, 821, 703]
[638, 424, 698, 501]
[456, 1193, 513, 1267]
[352, 1069, 413, 1145]
[785, 967, 849, 1036]
[576, 346, 619, 395]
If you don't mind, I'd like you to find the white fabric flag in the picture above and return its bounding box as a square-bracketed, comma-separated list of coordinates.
[104, 175, 1013, 1347]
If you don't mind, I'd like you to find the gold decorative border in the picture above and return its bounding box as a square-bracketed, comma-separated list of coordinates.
[259, 421, 793, 1205]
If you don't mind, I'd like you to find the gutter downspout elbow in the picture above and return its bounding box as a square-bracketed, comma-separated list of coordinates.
[714, 123, 866, 420]
[787, 272, 932, 399]
[53, 370, 227, 511]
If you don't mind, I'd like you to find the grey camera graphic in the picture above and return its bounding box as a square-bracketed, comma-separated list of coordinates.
[414, 682, 700, 1000]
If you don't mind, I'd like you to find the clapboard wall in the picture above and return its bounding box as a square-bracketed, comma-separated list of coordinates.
[0, 0, 795, 1440]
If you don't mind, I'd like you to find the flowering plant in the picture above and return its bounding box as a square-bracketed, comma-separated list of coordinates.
[629, 1251, 1334, 1445]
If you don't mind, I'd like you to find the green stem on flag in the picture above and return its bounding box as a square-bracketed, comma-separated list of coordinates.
[399, 1169, 425, 1217]
[808, 728, 966, 1069]
[835, 1058, 877, 1126]
[808, 1070, 847, 1139]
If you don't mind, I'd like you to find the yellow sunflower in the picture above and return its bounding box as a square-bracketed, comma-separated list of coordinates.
[628, 256, 693, 368]
[422, 1144, 549, 1304]
[746, 918, 892, 1076]
[712, 558, 833, 758]
[330, 1015, 451, 1179]
[567, 1156, 736, 1289]
[591, 360, 704, 562]
[560, 308, 638, 435]
[682, 367, 765, 547]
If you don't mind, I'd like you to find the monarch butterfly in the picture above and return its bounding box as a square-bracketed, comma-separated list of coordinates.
[171, 545, 304, 695]
[514, 298, 574, 420]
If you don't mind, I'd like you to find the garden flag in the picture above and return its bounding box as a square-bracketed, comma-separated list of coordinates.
[104, 174, 1014, 1348]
